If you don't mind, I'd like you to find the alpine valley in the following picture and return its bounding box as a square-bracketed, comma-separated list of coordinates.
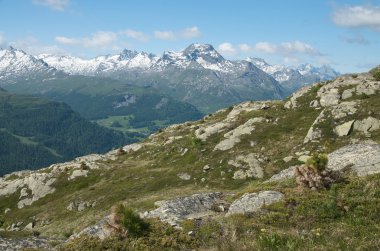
[0, 65, 379, 250]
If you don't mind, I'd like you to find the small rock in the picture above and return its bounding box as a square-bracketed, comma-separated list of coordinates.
[309, 100, 319, 108]
[201, 178, 206, 182]
[298, 155, 311, 163]
[342, 88, 354, 99]
[177, 173, 191, 180]
[24, 222, 34, 231]
[203, 165, 211, 171]
[354, 117, 380, 133]
[283, 156, 293, 163]
[19, 187, 29, 199]
[4, 208, 11, 214]
[188, 231, 195, 237]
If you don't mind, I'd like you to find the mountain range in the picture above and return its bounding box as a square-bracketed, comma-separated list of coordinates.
[0, 44, 340, 113]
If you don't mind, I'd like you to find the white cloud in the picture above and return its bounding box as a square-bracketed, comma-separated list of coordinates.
[180, 26, 201, 39]
[332, 5, 380, 31]
[217, 42, 237, 55]
[55, 36, 79, 45]
[122, 29, 149, 42]
[32, 0, 69, 11]
[254, 42, 278, 54]
[280, 41, 320, 56]
[154, 30, 176, 40]
[55, 31, 118, 48]
[238, 43, 253, 52]
[239, 41, 320, 56]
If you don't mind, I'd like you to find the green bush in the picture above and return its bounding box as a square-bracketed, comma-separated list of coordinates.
[373, 70, 380, 81]
[115, 204, 150, 238]
[306, 153, 328, 172]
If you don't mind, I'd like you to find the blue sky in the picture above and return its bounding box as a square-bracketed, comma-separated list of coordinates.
[1, 0, 380, 73]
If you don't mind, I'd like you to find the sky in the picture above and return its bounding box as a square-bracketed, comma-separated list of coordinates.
[0, 0, 380, 73]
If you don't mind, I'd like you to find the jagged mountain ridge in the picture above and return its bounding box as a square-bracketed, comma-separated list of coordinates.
[247, 57, 340, 92]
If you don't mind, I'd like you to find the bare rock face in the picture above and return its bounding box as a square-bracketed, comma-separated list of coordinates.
[226, 191, 284, 216]
[328, 144, 380, 176]
[304, 110, 325, 143]
[142, 193, 224, 226]
[319, 88, 341, 107]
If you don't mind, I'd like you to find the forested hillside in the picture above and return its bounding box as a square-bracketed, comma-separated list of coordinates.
[0, 89, 127, 176]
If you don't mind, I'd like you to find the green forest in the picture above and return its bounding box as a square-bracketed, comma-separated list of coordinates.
[0, 89, 128, 176]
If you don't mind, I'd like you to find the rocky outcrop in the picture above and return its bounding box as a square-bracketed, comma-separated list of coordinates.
[143, 193, 224, 226]
[328, 144, 380, 176]
[330, 101, 358, 119]
[226, 191, 284, 216]
[354, 117, 380, 133]
[214, 117, 264, 151]
[284, 85, 312, 109]
[0, 237, 54, 251]
[67, 201, 96, 212]
[228, 153, 264, 179]
[319, 88, 341, 107]
[69, 216, 113, 240]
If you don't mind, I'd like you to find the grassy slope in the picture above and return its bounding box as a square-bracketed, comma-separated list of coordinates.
[1, 74, 380, 250]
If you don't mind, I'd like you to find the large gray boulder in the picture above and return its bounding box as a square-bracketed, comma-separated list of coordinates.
[143, 193, 224, 226]
[226, 191, 284, 216]
[328, 144, 380, 176]
[354, 117, 380, 133]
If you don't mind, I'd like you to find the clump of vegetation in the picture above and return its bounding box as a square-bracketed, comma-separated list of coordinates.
[80, 162, 89, 170]
[373, 70, 380, 81]
[111, 204, 150, 238]
[116, 147, 126, 156]
[294, 153, 338, 190]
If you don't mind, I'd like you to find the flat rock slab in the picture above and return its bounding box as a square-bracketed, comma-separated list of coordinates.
[328, 144, 380, 176]
[143, 193, 224, 226]
[226, 191, 284, 216]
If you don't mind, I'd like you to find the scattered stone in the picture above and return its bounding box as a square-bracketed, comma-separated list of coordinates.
[226, 191, 284, 216]
[4, 208, 11, 214]
[164, 136, 183, 145]
[283, 156, 293, 163]
[122, 143, 143, 153]
[195, 122, 228, 141]
[201, 178, 206, 183]
[334, 120, 355, 136]
[177, 173, 191, 180]
[67, 201, 96, 212]
[203, 165, 211, 171]
[143, 193, 224, 226]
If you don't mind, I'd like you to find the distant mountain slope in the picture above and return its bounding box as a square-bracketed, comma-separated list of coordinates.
[3, 74, 204, 135]
[247, 57, 340, 93]
[37, 44, 285, 113]
[0, 89, 128, 176]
